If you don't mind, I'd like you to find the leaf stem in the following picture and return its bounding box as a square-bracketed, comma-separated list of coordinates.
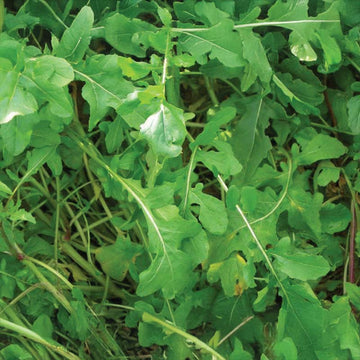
[142, 312, 226, 360]
[37, 0, 68, 29]
[0, 317, 80, 360]
[171, 19, 339, 33]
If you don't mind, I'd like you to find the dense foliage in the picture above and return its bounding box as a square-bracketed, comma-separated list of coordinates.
[0, 0, 360, 359]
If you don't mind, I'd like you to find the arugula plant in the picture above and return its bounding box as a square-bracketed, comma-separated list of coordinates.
[0, 0, 360, 359]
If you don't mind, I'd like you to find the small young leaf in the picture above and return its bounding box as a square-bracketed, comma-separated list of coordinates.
[189, 183, 228, 235]
[140, 102, 187, 158]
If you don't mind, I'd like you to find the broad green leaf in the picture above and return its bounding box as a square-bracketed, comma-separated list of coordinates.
[287, 187, 323, 237]
[0, 181, 11, 195]
[9, 208, 36, 224]
[273, 337, 298, 360]
[22, 58, 73, 119]
[104, 13, 156, 57]
[328, 298, 360, 359]
[274, 73, 321, 115]
[207, 254, 255, 296]
[99, 117, 124, 153]
[0, 58, 37, 124]
[229, 96, 272, 184]
[0, 115, 36, 156]
[32, 314, 53, 339]
[273, 252, 330, 281]
[148, 205, 201, 251]
[230, 339, 252, 360]
[277, 282, 327, 360]
[58, 288, 93, 341]
[118, 56, 152, 80]
[239, 29, 273, 88]
[57, 6, 94, 63]
[30, 121, 61, 148]
[95, 239, 142, 281]
[27, 55, 73, 87]
[296, 134, 347, 165]
[320, 203, 351, 234]
[178, 20, 245, 67]
[75, 54, 135, 129]
[189, 183, 228, 235]
[290, 31, 317, 62]
[316, 162, 340, 187]
[240, 186, 258, 213]
[196, 141, 242, 179]
[316, 30, 342, 73]
[192, 106, 236, 147]
[140, 102, 187, 158]
[137, 247, 194, 299]
[347, 95, 360, 134]
[0, 344, 32, 360]
[181, 230, 209, 267]
[345, 283, 360, 310]
[194, 1, 229, 26]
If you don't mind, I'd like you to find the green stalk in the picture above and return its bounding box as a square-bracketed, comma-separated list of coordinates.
[23, 260, 73, 313]
[142, 312, 226, 360]
[0, 318, 80, 360]
[61, 242, 126, 299]
[0, 0, 4, 33]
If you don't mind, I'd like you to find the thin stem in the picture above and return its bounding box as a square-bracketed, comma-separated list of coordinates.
[54, 177, 61, 272]
[349, 200, 357, 283]
[37, 0, 68, 29]
[217, 316, 254, 347]
[0, 318, 80, 360]
[171, 19, 339, 33]
[142, 312, 226, 360]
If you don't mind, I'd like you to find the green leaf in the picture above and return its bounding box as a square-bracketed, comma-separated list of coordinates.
[95, 238, 142, 281]
[328, 298, 360, 359]
[56, 6, 94, 63]
[27, 55, 74, 87]
[296, 134, 347, 165]
[75, 54, 135, 129]
[277, 282, 327, 360]
[0, 181, 11, 195]
[320, 203, 351, 234]
[104, 13, 156, 57]
[316, 30, 342, 73]
[273, 73, 322, 115]
[287, 187, 323, 237]
[189, 183, 228, 235]
[208, 254, 255, 296]
[0, 115, 36, 156]
[273, 337, 298, 360]
[345, 283, 360, 310]
[273, 251, 330, 281]
[99, 117, 124, 153]
[239, 29, 273, 88]
[140, 102, 187, 158]
[32, 314, 53, 339]
[137, 247, 194, 299]
[192, 106, 236, 147]
[347, 95, 360, 134]
[178, 20, 245, 67]
[0, 344, 32, 360]
[230, 339, 253, 360]
[290, 31, 317, 62]
[196, 141, 242, 179]
[316, 162, 340, 187]
[0, 58, 37, 124]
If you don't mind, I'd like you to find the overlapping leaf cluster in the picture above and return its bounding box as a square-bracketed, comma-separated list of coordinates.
[0, 0, 359, 359]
